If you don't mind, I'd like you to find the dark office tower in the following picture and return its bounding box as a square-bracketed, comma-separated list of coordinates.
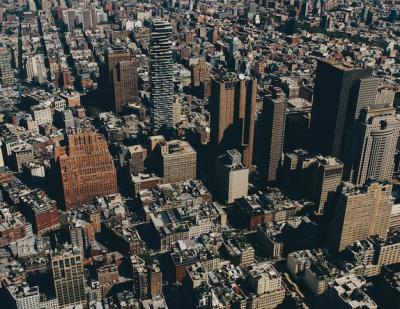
[310, 61, 373, 158]
[320, 14, 330, 30]
[301, 0, 310, 17]
[389, 9, 398, 23]
[351, 78, 379, 119]
[210, 73, 257, 168]
[150, 19, 174, 133]
[285, 17, 298, 35]
[0, 47, 14, 87]
[105, 48, 138, 113]
[260, 88, 287, 183]
[54, 130, 118, 210]
[52, 247, 86, 307]
[343, 105, 400, 186]
[328, 181, 392, 252]
[361, 6, 369, 21]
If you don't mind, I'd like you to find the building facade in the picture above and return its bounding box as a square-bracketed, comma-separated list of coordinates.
[312, 156, 344, 215]
[25, 54, 47, 84]
[215, 149, 249, 204]
[310, 61, 373, 157]
[51, 247, 86, 308]
[106, 48, 138, 113]
[150, 19, 174, 133]
[0, 46, 14, 87]
[328, 181, 393, 252]
[260, 88, 287, 183]
[344, 105, 400, 186]
[54, 130, 118, 210]
[155, 139, 197, 183]
[210, 73, 257, 168]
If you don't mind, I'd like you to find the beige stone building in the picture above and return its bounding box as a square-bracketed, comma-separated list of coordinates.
[344, 105, 400, 185]
[51, 247, 86, 308]
[328, 181, 393, 252]
[155, 139, 197, 183]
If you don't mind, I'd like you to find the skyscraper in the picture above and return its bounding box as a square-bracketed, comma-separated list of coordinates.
[310, 60, 373, 157]
[210, 72, 257, 168]
[215, 149, 249, 204]
[343, 105, 400, 185]
[0, 47, 14, 87]
[150, 19, 174, 133]
[51, 247, 86, 308]
[352, 77, 380, 119]
[113, 60, 138, 113]
[105, 48, 130, 79]
[82, 9, 92, 30]
[260, 88, 286, 183]
[311, 156, 344, 215]
[25, 54, 47, 84]
[280, 150, 343, 215]
[54, 130, 118, 210]
[105, 48, 138, 113]
[90, 5, 97, 30]
[63, 9, 76, 31]
[328, 181, 392, 252]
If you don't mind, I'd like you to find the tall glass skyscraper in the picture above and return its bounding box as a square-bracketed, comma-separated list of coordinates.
[150, 19, 174, 133]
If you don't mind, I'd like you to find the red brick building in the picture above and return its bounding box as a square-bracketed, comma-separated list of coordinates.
[32, 204, 59, 235]
[0, 211, 29, 247]
[20, 190, 59, 235]
[106, 49, 138, 113]
[54, 130, 118, 210]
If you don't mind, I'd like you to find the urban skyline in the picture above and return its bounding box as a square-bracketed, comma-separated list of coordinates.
[0, 1, 399, 309]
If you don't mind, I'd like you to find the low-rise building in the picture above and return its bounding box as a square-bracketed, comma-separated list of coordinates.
[327, 275, 377, 309]
[287, 248, 341, 295]
[29, 104, 52, 126]
[184, 261, 285, 309]
[0, 208, 32, 247]
[7, 283, 59, 309]
[256, 223, 284, 258]
[19, 190, 59, 235]
[222, 231, 255, 266]
[169, 239, 222, 282]
[11, 144, 34, 173]
[97, 264, 119, 298]
[236, 189, 298, 230]
[132, 173, 162, 194]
